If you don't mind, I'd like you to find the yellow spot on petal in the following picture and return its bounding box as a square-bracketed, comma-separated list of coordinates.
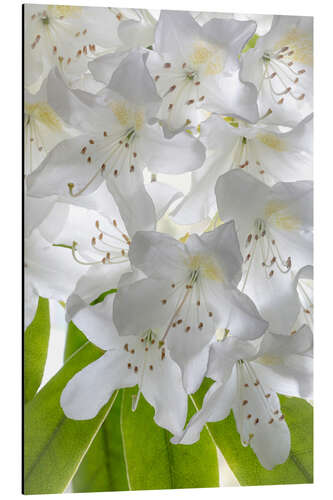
[134, 110, 144, 131]
[179, 232, 190, 243]
[187, 254, 224, 282]
[25, 103, 62, 132]
[48, 5, 83, 18]
[257, 132, 286, 152]
[265, 201, 300, 231]
[189, 42, 225, 75]
[110, 102, 131, 127]
[274, 28, 313, 66]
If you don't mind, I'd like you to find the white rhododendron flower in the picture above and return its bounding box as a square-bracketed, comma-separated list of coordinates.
[146, 10, 259, 130]
[174, 326, 312, 468]
[24, 72, 77, 174]
[216, 170, 313, 333]
[240, 15, 313, 126]
[25, 4, 122, 90]
[26, 51, 205, 211]
[172, 112, 312, 224]
[114, 223, 268, 393]
[61, 294, 187, 436]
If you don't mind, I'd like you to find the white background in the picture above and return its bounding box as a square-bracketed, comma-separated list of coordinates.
[1, 0, 330, 498]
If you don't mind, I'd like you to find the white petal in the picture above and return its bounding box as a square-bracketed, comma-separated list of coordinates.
[61, 350, 137, 420]
[175, 374, 236, 445]
[137, 123, 205, 174]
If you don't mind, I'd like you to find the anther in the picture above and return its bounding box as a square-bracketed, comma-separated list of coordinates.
[172, 322, 177, 328]
[81, 147, 87, 154]
[58, 56, 64, 63]
[182, 62, 186, 68]
[269, 270, 274, 278]
[89, 139, 95, 144]
[265, 393, 271, 398]
[209, 312, 213, 317]
[187, 99, 195, 105]
[169, 85, 176, 92]
[171, 283, 175, 288]
[101, 163, 106, 171]
[104, 131, 107, 136]
[114, 169, 118, 176]
[247, 414, 252, 419]
[67, 58, 71, 64]
[145, 347, 149, 351]
[242, 400, 248, 406]
[297, 94, 305, 100]
[269, 418, 274, 424]
[53, 46, 57, 54]
[280, 46, 289, 52]
[133, 152, 137, 158]
[255, 418, 259, 424]
[83, 29, 87, 35]
[245, 253, 251, 262]
[291, 330, 297, 335]
[125, 143, 129, 148]
[199, 96, 205, 101]
[76, 50, 82, 57]
[177, 319, 183, 324]
[75, 32, 80, 37]
[279, 414, 285, 421]
[298, 69, 306, 75]
[140, 338, 144, 343]
[168, 104, 173, 110]
[244, 383, 249, 388]
[287, 61, 294, 67]
[161, 299, 167, 305]
[124, 344, 129, 351]
[130, 165, 135, 173]
[195, 81, 200, 86]
[271, 257, 276, 264]
[130, 349, 135, 354]
[164, 63, 171, 68]
[260, 170, 265, 174]
[154, 75, 160, 82]
[134, 366, 138, 373]
[149, 365, 153, 370]
[255, 235, 259, 241]
[198, 322, 203, 329]
[261, 230, 266, 237]
[185, 326, 191, 332]
[128, 363, 131, 369]
[196, 300, 200, 306]
[270, 72, 277, 79]
[278, 98, 284, 105]
[87, 156, 91, 163]
[254, 380, 260, 386]
[247, 234, 252, 244]
[274, 410, 279, 415]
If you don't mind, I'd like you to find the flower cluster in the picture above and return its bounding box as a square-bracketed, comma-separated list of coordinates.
[25, 6, 313, 471]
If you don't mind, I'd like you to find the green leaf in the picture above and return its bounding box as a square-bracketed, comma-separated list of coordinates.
[193, 378, 313, 486]
[24, 341, 117, 494]
[242, 33, 259, 53]
[24, 297, 50, 403]
[90, 288, 117, 306]
[63, 322, 129, 492]
[63, 321, 87, 362]
[72, 391, 129, 492]
[121, 387, 219, 490]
